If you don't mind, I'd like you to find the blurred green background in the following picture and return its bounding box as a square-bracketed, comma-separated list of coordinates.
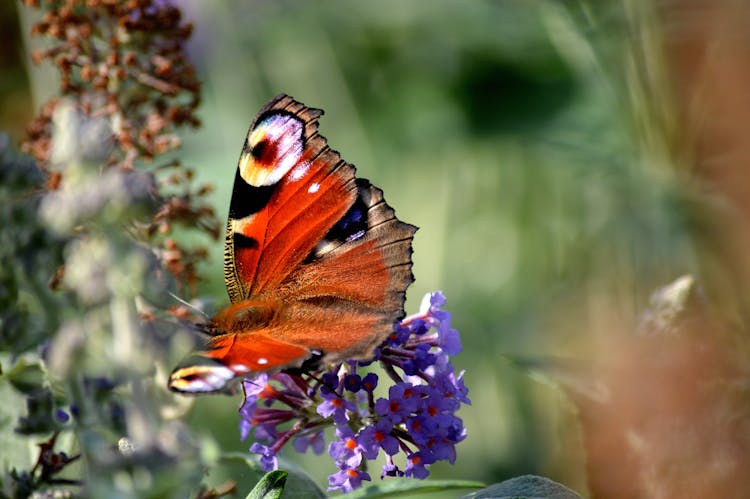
[5, 0, 698, 494]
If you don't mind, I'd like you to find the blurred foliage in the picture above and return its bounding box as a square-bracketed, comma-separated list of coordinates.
[19, 0, 220, 294]
[1, 1, 217, 497]
[0, 101, 207, 497]
[0, 2, 34, 143]
[4, 0, 750, 497]
[462, 474, 582, 499]
[0, 133, 63, 354]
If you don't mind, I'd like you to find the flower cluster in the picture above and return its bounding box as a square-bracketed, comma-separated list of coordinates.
[23, 0, 200, 168]
[21, 0, 220, 293]
[239, 291, 469, 493]
[6, 2, 213, 496]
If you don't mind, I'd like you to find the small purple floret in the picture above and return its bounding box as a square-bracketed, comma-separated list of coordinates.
[328, 465, 371, 493]
[250, 442, 278, 472]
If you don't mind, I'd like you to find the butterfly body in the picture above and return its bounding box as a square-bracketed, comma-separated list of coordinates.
[169, 95, 416, 393]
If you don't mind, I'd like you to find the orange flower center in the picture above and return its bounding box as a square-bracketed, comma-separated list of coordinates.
[259, 385, 277, 399]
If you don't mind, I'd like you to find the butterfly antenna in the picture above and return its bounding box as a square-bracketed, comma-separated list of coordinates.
[167, 291, 210, 320]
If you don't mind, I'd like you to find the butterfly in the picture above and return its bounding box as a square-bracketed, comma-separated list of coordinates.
[169, 94, 417, 393]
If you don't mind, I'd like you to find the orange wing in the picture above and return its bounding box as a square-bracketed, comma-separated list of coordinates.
[169, 95, 416, 393]
[224, 94, 361, 302]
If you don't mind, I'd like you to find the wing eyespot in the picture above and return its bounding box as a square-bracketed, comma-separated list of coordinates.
[251, 138, 269, 161]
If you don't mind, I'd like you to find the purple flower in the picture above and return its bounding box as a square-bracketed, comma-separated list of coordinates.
[438, 324, 462, 355]
[293, 431, 325, 455]
[240, 375, 270, 440]
[423, 437, 457, 463]
[328, 427, 363, 468]
[404, 452, 433, 479]
[321, 372, 339, 390]
[402, 343, 437, 375]
[432, 370, 471, 406]
[424, 384, 461, 415]
[317, 387, 355, 424]
[248, 408, 296, 426]
[343, 374, 362, 392]
[328, 465, 371, 493]
[55, 409, 70, 423]
[409, 318, 429, 335]
[239, 416, 253, 442]
[374, 383, 421, 422]
[417, 293, 452, 338]
[250, 442, 278, 472]
[444, 416, 468, 444]
[357, 418, 400, 458]
[361, 372, 378, 392]
[243, 374, 269, 398]
[236, 291, 469, 492]
[381, 457, 404, 478]
[386, 323, 411, 346]
[431, 291, 447, 307]
[406, 414, 439, 445]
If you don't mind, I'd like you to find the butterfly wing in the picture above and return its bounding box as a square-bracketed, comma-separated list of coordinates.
[262, 178, 416, 358]
[169, 94, 416, 393]
[224, 94, 360, 302]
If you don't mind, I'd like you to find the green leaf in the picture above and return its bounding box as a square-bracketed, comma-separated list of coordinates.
[347, 479, 485, 498]
[245, 470, 287, 499]
[219, 452, 326, 498]
[4, 357, 47, 394]
[0, 376, 34, 471]
[460, 475, 583, 499]
[0, 355, 58, 435]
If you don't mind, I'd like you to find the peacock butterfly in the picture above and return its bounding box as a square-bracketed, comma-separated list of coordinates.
[169, 94, 417, 393]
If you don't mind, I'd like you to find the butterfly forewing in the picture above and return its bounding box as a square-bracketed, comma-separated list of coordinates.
[169, 94, 416, 393]
[224, 96, 358, 302]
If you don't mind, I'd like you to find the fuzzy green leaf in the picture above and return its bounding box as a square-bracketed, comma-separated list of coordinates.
[4, 357, 47, 394]
[347, 479, 485, 498]
[245, 470, 287, 499]
[461, 475, 582, 499]
[0, 375, 34, 471]
[219, 453, 326, 498]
